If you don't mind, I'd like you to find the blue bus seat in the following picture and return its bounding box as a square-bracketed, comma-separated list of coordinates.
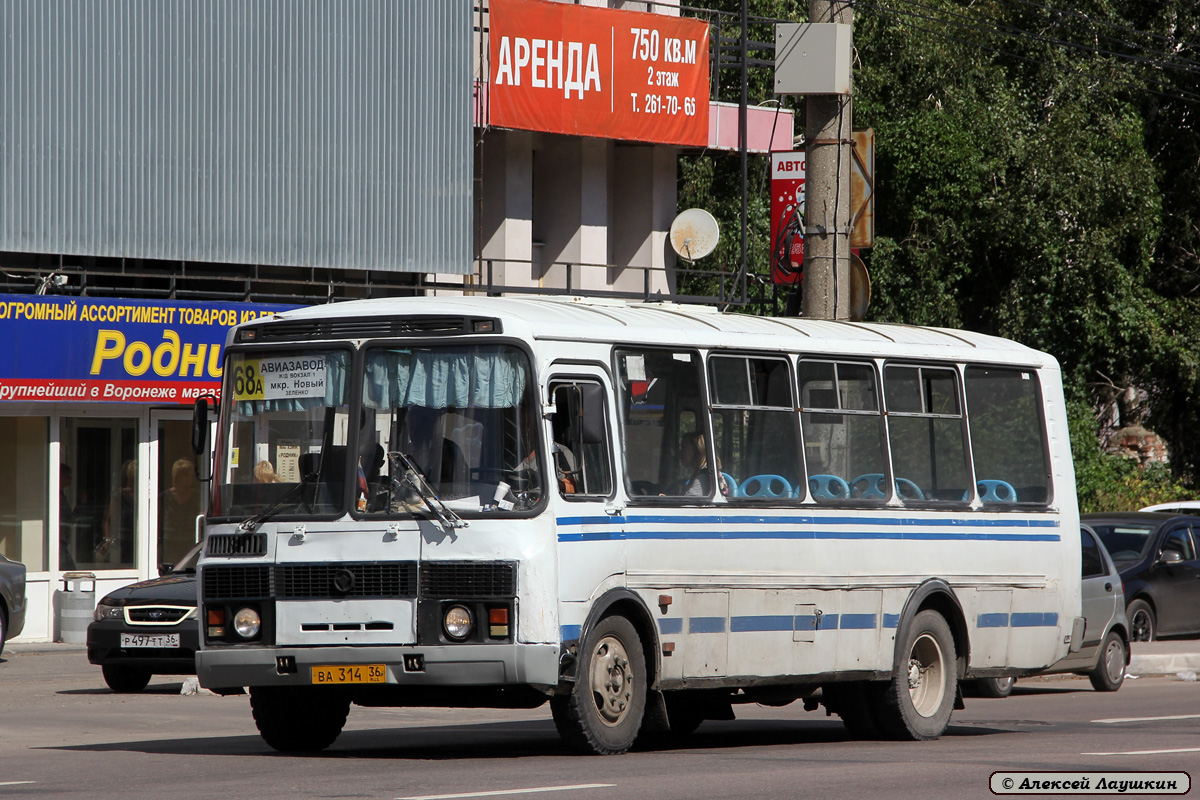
[850, 473, 887, 499]
[740, 474, 793, 499]
[851, 473, 925, 500]
[808, 474, 850, 501]
[977, 479, 1018, 503]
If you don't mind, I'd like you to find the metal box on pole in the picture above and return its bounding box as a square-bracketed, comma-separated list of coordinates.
[774, 24, 852, 96]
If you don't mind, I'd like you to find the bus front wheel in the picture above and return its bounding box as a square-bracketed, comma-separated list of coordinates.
[249, 685, 350, 752]
[875, 609, 957, 740]
[551, 614, 647, 755]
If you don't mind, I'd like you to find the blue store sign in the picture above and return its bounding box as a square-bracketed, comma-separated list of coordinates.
[0, 294, 300, 403]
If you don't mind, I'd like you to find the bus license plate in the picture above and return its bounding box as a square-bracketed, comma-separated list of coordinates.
[311, 664, 387, 685]
[120, 633, 180, 648]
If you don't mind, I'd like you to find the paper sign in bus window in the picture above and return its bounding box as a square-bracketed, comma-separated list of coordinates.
[233, 356, 328, 401]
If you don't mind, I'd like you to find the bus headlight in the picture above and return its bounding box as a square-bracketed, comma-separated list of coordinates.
[233, 607, 262, 639]
[443, 605, 473, 641]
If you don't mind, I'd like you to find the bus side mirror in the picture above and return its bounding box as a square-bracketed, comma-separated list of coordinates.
[192, 398, 208, 454]
[192, 395, 214, 482]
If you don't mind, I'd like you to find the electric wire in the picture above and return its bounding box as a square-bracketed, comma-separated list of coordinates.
[990, 0, 1200, 57]
[852, 1, 1200, 105]
[880, 0, 1200, 77]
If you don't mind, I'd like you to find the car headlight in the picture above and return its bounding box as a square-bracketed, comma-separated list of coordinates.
[93, 602, 124, 622]
[233, 607, 261, 639]
[443, 605, 473, 641]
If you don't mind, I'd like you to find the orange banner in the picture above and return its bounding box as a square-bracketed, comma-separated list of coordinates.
[488, 0, 710, 147]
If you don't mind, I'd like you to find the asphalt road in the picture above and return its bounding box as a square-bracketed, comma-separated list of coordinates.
[1, 646, 1197, 800]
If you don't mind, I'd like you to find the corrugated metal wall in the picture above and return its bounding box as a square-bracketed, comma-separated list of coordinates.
[0, 1, 472, 274]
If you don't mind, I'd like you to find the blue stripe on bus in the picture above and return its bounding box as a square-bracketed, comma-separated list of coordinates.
[572, 612, 1057, 643]
[556, 514, 1060, 529]
[689, 616, 726, 634]
[795, 613, 839, 630]
[557, 529, 1060, 543]
[730, 615, 795, 632]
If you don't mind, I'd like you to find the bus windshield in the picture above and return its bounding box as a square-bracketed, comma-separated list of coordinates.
[359, 344, 542, 514]
[214, 349, 353, 519]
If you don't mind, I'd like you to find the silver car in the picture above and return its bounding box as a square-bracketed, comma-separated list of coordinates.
[0, 552, 27, 657]
[969, 524, 1130, 696]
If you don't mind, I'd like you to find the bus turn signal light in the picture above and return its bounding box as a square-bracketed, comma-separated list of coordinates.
[207, 608, 226, 638]
[488, 607, 509, 638]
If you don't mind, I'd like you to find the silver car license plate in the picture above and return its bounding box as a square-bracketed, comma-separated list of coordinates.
[120, 633, 180, 648]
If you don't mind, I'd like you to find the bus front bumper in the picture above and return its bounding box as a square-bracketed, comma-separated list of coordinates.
[197, 643, 560, 690]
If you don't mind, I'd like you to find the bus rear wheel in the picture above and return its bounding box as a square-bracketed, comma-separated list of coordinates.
[875, 610, 957, 740]
[551, 615, 647, 755]
[250, 685, 350, 752]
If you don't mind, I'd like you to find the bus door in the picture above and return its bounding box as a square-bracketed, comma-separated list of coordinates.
[547, 371, 622, 637]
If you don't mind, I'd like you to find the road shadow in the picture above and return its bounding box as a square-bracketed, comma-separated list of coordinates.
[58, 681, 188, 696]
[40, 712, 1008, 761]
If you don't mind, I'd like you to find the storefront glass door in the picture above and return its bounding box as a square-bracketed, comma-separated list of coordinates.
[59, 418, 138, 571]
[153, 414, 203, 567]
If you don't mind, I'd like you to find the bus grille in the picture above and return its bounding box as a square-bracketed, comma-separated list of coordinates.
[421, 562, 516, 598]
[277, 562, 417, 599]
[203, 565, 273, 599]
[206, 532, 268, 557]
[202, 562, 514, 600]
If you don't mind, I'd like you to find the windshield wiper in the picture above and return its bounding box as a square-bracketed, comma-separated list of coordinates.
[388, 451, 468, 531]
[238, 471, 315, 532]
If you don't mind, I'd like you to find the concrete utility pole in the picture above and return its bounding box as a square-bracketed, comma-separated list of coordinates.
[801, 0, 854, 320]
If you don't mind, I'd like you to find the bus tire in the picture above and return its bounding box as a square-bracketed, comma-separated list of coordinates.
[551, 614, 647, 755]
[875, 609, 957, 740]
[250, 685, 350, 752]
[823, 681, 883, 739]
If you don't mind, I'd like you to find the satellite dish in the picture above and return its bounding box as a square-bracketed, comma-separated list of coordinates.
[670, 208, 720, 262]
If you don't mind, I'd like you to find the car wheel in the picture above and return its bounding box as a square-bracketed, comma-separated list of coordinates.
[967, 676, 1015, 698]
[1089, 631, 1127, 692]
[249, 685, 350, 752]
[0, 607, 7, 658]
[1127, 600, 1156, 643]
[874, 610, 958, 740]
[102, 664, 152, 693]
[551, 614, 647, 755]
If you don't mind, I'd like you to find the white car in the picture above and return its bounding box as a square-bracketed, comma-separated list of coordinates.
[1140, 501, 1200, 514]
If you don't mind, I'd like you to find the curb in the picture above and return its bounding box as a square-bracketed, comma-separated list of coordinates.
[1128, 652, 1200, 677]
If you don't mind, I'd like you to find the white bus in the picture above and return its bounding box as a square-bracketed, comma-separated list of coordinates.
[192, 295, 1081, 754]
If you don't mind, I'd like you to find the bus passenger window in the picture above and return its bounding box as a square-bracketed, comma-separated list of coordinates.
[883, 365, 970, 503]
[798, 360, 887, 503]
[616, 349, 711, 499]
[963, 367, 1051, 505]
[709, 355, 801, 500]
[551, 382, 612, 498]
